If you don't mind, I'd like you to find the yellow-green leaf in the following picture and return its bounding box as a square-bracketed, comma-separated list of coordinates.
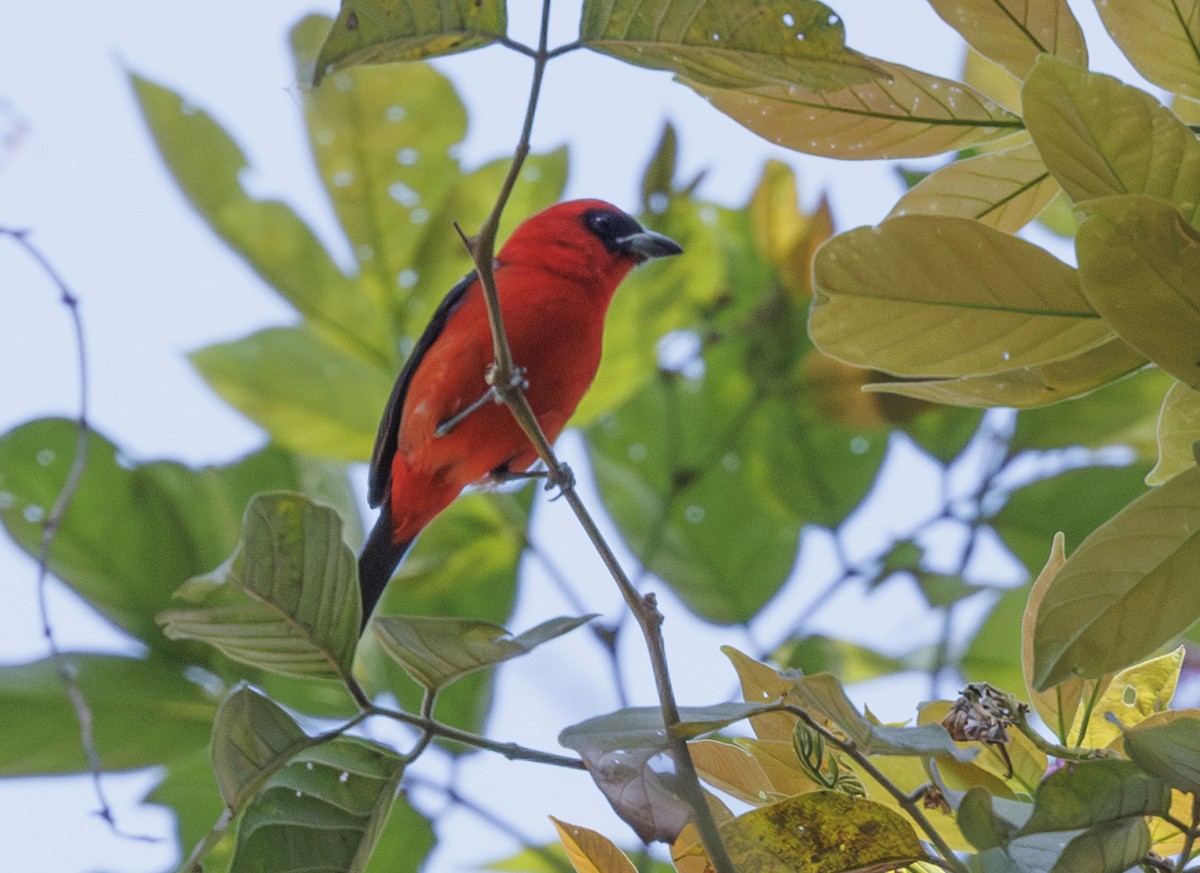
[863, 337, 1145, 408]
[1076, 194, 1200, 389]
[686, 59, 1023, 159]
[717, 791, 926, 872]
[1032, 466, 1200, 689]
[550, 817, 638, 873]
[314, 0, 507, 83]
[1093, 0, 1200, 100]
[888, 140, 1060, 233]
[1148, 382, 1200, 485]
[1122, 710, 1200, 793]
[811, 215, 1108, 377]
[579, 0, 881, 90]
[927, 0, 1087, 80]
[1022, 56, 1200, 221]
[1068, 647, 1184, 749]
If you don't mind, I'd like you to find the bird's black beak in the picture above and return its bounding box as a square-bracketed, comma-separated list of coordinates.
[615, 229, 684, 263]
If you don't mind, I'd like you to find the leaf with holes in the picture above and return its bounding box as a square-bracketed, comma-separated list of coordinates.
[314, 0, 507, 83]
[812, 215, 1108, 378]
[160, 492, 360, 682]
[687, 59, 1022, 160]
[580, 0, 880, 90]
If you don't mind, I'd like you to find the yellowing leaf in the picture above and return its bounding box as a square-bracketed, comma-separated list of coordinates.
[748, 160, 834, 297]
[722, 646, 797, 742]
[1148, 382, 1200, 485]
[864, 336, 1145, 409]
[580, 0, 881, 90]
[735, 737, 823, 797]
[1093, 0, 1200, 100]
[1070, 647, 1184, 749]
[550, 818, 638, 873]
[1077, 195, 1200, 389]
[927, 0, 1086, 80]
[1031, 466, 1200, 689]
[314, 0, 507, 83]
[686, 59, 1022, 160]
[888, 140, 1060, 233]
[962, 48, 1021, 112]
[1022, 533, 1088, 742]
[719, 791, 926, 872]
[811, 215, 1107, 378]
[1022, 56, 1200, 221]
[689, 739, 780, 805]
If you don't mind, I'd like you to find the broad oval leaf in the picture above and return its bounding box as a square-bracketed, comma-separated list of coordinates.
[864, 336, 1146, 409]
[1032, 465, 1200, 689]
[687, 59, 1023, 160]
[888, 140, 1060, 233]
[1066, 647, 1184, 750]
[1022, 56, 1200, 221]
[1122, 710, 1200, 793]
[1050, 818, 1151, 873]
[232, 736, 404, 873]
[551, 817, 639, 873]
[580, 0, 881, 90]
[1017, 759, 1172, 835]
[1076, 194, 1200, 389]
[191, 326, 394, 462]
[717, 790, 926, 873]
[211, 685, 308, 810]
[1148, 382, 1200, 485]
[1093, 0, 1200, 100]
[811, 215, 1108, 378]
[314, 0, 507, 83]
[160, 492, 361, 682]
[926, 0, 1087, 80]
[371, 613, 595, 690]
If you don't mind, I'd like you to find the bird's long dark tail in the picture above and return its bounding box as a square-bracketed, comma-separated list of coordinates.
[358, 506, 413, 631]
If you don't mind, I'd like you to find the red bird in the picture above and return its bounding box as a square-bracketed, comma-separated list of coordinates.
[359, 199, 682, 626]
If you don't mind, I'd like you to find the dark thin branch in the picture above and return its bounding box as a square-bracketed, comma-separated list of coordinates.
[1, 228, 154, 840]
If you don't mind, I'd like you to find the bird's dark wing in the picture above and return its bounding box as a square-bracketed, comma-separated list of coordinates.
[366, 269, 477, 507]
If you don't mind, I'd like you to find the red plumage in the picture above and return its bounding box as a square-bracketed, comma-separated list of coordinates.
[359, 199, 682, 626]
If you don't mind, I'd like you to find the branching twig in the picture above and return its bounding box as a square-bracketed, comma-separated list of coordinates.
[448, 3, 735, 868]
[1, 228, 155, 839]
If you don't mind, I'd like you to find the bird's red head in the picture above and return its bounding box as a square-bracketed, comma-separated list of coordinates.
[497, 199, 682, 288]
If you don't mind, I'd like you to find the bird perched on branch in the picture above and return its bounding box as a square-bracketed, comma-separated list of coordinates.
[359, 199, 682, 627]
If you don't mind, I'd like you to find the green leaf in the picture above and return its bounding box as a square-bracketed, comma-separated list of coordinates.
[354, 490, 529, 738]
[131, 71, 391, 364]
[865, 337, 1146, 408]
[1148, 381, 1200, 485]
[1076, 195, 1200, 389]
[145, 747, 229, 869]
[1022, 56, 1200, 221]
[686, 59, 1023, 160]
[560, 703, 768, 754]
[1018, 759, 1172, 835]
[719, 790, 926, 872]
[925, 0, 1086, 80]
[1031, 465, 1200, 689]
[958, 787, 1017, 852]
[1092, 0, 1200, 100]
[888, 140, 1061, 234]
[0, 418, 353, 652]
[0, 653, 214, 775]
[315, 0, 507, 83]
[1048, 818, 1150, 873]
[160, 492, 361, 682]
[1122, 711, 1200, 793]
[811, 215, 1108, 378]
[579, 0, 881, 90]
[191, 326, 394, 462]
[372, 614, 595, 691]
[992, 464, 1151, 575]
[360, 792, 436, 873]
[232, 736, 404, 873]
[211, 685, 309, 810]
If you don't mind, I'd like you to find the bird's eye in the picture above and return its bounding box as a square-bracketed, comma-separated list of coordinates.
[588, 212, 614, 233]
